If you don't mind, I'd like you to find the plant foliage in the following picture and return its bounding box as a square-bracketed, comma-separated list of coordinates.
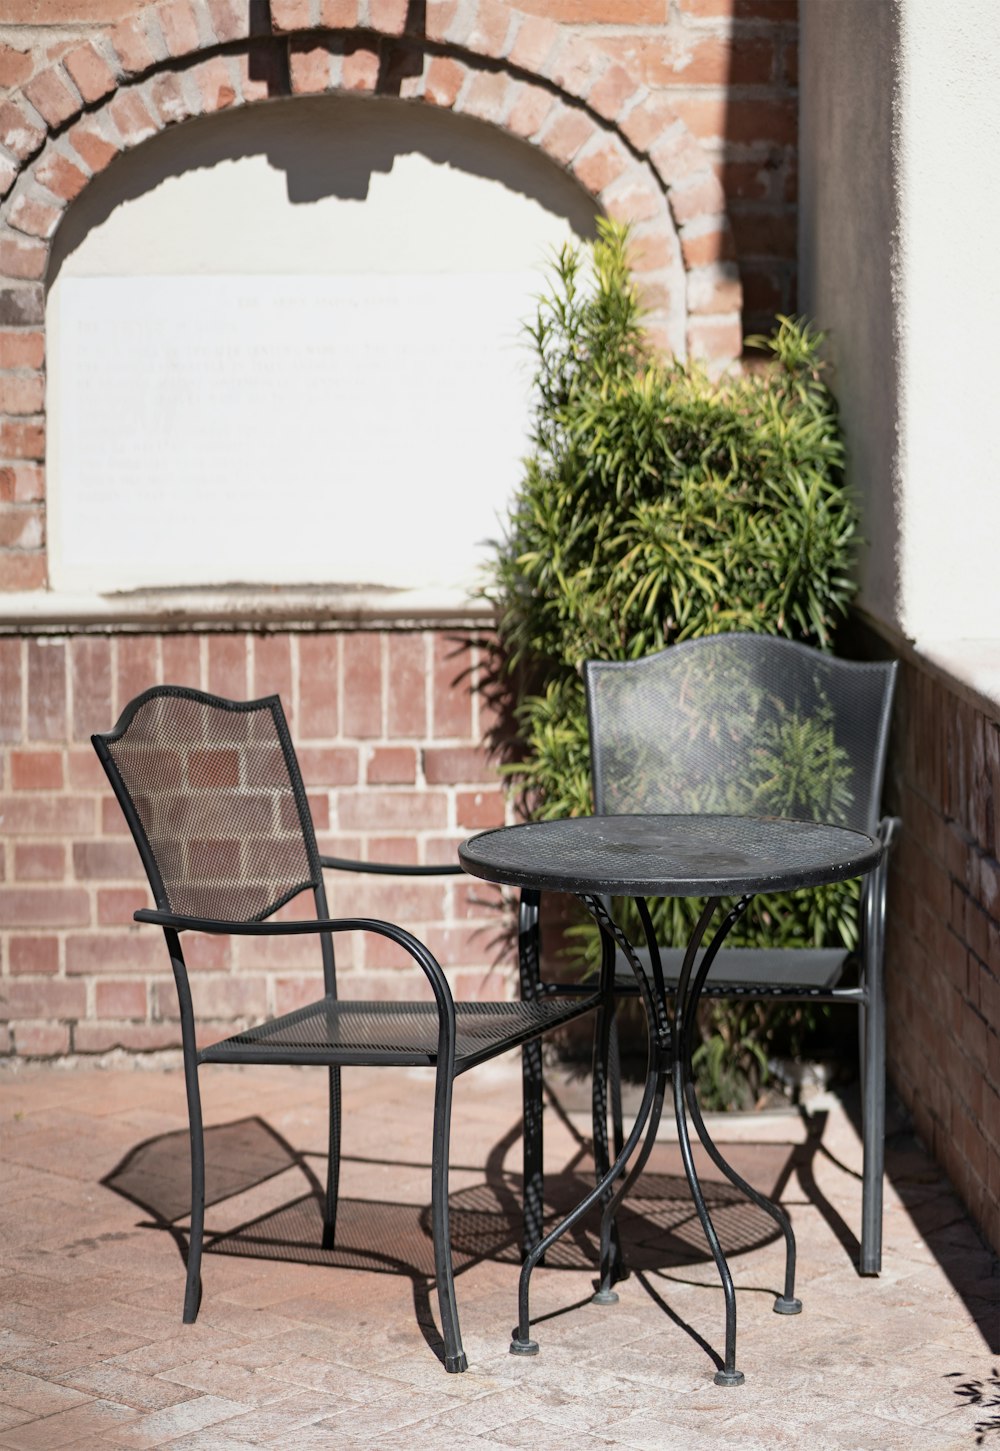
[485, 220, 861, 1106]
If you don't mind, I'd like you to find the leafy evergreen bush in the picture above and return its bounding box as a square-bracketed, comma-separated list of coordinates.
[485, 221, 861, 1105]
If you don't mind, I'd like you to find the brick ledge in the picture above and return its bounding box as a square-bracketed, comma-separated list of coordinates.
[0, 586, 494, 634]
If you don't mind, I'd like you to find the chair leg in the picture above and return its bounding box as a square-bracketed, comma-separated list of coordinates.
[592, 1001, 627, 1299]
[181, 1056, 205, 1324]
[430, 1060, 468, 1373]
[323, 1065, 341, 1251]
[859, 976, 886, 1275]
[521, 1039, 545, 1261]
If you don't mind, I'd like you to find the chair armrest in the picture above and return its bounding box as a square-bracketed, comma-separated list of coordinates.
[320, 854, 463, 877]
[133, 908, 454, 1006]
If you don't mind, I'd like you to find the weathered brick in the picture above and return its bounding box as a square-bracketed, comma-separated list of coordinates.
[387, 635, 426, 738]
[95, 978, 148, 1018]
[26, 639, 65, 740]
[97, 886, 150, 925]
[66, 931, 161, 974]
[11, 748, 62, 790]
[0, 637, 21, 742]
[0, 287, 44, 326]
[161, 633, 201, 688]
[0, 335, 44, 374]
[66, 117, 123, 177]
[539, 108, 596, 167]
[599, 34, 775, 89]
[366, 746, 416, 785]
[0, 44, 32, 91]
[370, 0, 408, 35]
[75, 1021, 180, 1051]
[0, 369, 44, 414]
[456, 787, 505, 829]
[71, 636, 113, 737]
[145, 71, 194, 127]
[62, 43, 117, 104]
[423, 746, 494, 785]
[0, 977, 86, 1019]
[13, 843, 65, 881]
[0, 502, 42, 548]
[573, 139, 628, 196]
[0, 885, 89, 926]
[341, 43, 379, 92]
[23, 66, 82, 128]
[205, 634, 247, 698]
[0, 235, 47, 281]
[342, 632, 382, 738]
[157, 0, 201, 57]
[424, 56, 464, 109]
[515, 0, 663, 18]
[207, 0, 252, 42]
[0, 416, 44, 455]
[72, 840, 145, 880]
[8, 935, 59, 974]
[320, 0, 359, 23]
[15, 1023, 70, 1055]
[0, 100, 46, 163]
[7, 186, 63, 241]
[108, 17, 160, 77]
[338, 788, 448, 832]
[457, 70, 511, 126]
[507, 84, 555, 140]
[289, 42, 334, 96]
[188, 54, 237, 114]
[0, 551, 45, 590]
[107, 89, 160, 147]
[466, 0, 516, 58]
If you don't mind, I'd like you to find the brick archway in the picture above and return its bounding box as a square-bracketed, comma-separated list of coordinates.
[0, 0, 742, 591]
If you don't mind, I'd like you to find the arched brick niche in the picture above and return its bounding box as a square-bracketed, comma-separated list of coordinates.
[0, 0, 742, 594]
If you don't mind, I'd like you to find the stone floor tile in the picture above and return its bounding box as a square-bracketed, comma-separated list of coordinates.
[0, 1395, 141, 1450]
[0, 1369, 90, 1418]
[97, 1393, 250, 1448]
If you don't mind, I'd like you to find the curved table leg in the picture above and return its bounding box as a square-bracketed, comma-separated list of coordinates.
[510, 894, 664, 1357]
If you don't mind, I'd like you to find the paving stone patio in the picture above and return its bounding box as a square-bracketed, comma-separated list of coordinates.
[1, 1058, 997, 1450]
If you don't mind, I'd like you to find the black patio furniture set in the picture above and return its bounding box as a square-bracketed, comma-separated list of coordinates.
[93, 633, 897, 1383]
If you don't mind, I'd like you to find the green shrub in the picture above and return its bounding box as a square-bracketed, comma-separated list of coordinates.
[485, 221, 861, 1106]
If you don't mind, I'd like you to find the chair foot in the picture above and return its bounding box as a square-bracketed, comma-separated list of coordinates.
[591, 1287, 619, 1305]
[445, 1352, 469, 1373]
[714, 1369, 745, 1387]
[510, 1335, 539, 1357]
[321, 1223, 335, 1251]
[773, 1296, 802, 1316]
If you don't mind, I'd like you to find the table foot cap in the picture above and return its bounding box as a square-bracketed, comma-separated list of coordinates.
[444, 1352, 468, 1373]
[773, 1296, 802, 1316]
[714, 1369, 745, 1387]
[510, 1337, 539, 1357]
[591, 1288, 619, 1306]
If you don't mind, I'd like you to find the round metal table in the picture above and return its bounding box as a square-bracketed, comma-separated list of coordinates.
[459, 813, 883, 1385]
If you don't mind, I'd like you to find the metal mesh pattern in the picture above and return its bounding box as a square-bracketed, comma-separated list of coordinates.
[102, 688, 318, 923]
[460, 814, 880, 896]
[203, 996, 597, 1068]
[586, 635, 896, 835]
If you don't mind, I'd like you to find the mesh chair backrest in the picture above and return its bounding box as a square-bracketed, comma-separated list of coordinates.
[585, 635, 896, 835]
[93, 686, 321, 923]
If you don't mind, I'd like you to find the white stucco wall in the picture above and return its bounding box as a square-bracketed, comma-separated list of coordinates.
[46, 94, 597, 602]
[800, 0, 1000, 647]
[895, 0, 1000, 642]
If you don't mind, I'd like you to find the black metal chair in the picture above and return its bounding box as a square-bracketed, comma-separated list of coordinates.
[520, 634, 898, 1276]
[92, 685, 602, 1372]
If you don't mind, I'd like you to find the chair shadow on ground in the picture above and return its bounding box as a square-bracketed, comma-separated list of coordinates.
[100, 1086, 857, 1373]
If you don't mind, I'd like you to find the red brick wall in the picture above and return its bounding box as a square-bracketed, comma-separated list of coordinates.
[0, 0, 799, 1056]
[0, 628, 513, 1056]
[885, 653, 1000, 1255]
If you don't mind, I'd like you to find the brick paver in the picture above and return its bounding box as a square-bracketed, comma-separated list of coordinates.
[0, 1062, 996, 1450]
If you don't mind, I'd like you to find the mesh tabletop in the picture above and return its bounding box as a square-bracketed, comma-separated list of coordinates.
[459, 814, 882, 897]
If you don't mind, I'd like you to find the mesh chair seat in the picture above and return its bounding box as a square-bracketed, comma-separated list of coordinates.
[203, 994, 599, 1071]
[611, 944, 849, 996]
